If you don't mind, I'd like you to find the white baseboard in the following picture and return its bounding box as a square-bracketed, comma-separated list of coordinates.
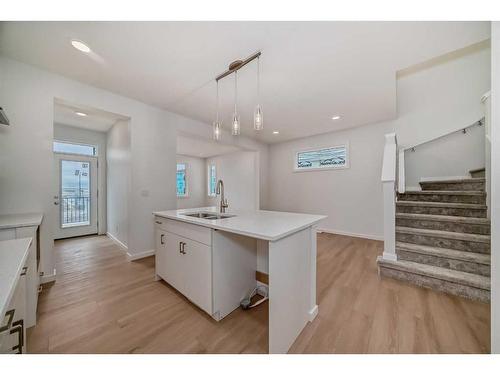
[40, 268, 57, 284]
[106, 232, 128, 251]
[308, 305, 319, 322]
[127, 249, 155, 261]
[317, 228, 384, 241]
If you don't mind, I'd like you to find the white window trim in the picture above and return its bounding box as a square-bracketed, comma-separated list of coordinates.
[53, 140, 98, 157]
[207, 164, 217, 197]
[293, 143, 349, 172]
[177, 162, 189, 198]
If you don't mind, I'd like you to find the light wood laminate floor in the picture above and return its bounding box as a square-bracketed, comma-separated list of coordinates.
[28, 233, 490, 353]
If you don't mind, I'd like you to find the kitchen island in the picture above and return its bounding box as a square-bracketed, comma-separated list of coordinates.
[153, 207, 326, 354]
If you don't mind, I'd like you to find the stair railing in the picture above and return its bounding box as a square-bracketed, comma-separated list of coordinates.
[381, 133, 398, 261]
[397, 118, 484, 195]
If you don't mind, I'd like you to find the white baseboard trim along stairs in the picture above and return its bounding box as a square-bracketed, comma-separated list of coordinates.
[378, 168, 491, 302]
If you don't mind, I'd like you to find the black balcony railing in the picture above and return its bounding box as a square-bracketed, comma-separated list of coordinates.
[62, 196, 90, 226]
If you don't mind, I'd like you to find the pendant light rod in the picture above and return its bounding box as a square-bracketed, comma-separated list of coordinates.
[216, 51, 261, 82]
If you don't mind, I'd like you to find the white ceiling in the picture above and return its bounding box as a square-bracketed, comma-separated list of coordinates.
[53, 99, 129, 132]
[0, 22, 490, 143]
[177, 134, 241, 158]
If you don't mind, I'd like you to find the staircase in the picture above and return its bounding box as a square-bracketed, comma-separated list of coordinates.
[377, 168, 491, 303]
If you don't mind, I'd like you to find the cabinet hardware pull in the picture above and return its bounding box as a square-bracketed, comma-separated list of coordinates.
[0, 309, 15, 333]
[160, 234, 165, 245]
[10, 319, 24, 354]
[20, 266, 28, 276]
[179, 241, 182, 253]
[155, 221, 162, 224]
[38, 285, 43, 293]
[181, 242, 187, 254]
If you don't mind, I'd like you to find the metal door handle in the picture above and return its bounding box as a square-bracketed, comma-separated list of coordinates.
[0, 309, 15, 333]
[160, 234, 165, 245]
[10, 319, 24, 354]
[155, 221, 162, 224]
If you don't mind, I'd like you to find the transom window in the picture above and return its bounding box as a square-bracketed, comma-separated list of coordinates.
[208, 164, 217, 197]
[53, 141, 97, 156]
[295, 145, 348, 171]
[176, 163, 188, 197]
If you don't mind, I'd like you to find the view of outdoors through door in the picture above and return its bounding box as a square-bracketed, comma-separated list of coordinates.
[61, 160, 91, 227]
[54, 142, 98, 239]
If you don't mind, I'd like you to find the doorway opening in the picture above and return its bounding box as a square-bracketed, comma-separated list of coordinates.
[53, 98, 130, 243]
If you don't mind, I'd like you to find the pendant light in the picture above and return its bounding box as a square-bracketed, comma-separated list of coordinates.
[213, 80, 222, 141]
[232, 71, 241, 135]
[214, 51, 261, 137]
[254, 56, 263, 130]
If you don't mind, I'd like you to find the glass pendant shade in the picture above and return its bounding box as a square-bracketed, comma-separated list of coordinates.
[213, 121, 222, 141]
[254, 105, 263, 130]
[231, 113, 240, 135]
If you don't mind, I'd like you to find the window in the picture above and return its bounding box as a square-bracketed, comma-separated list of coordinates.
[176, 163, 188, 197]
[53, 141, 97, 156]
[294, 144, 348, 171]
[208, 164, 217, 197]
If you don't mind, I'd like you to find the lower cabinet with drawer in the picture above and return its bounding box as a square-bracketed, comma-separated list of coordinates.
[154, 216, 257, 322]
[156, 228, 212, 315]
[0, 264, 27, 354]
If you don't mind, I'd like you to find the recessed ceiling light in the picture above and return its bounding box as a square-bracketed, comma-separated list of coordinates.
[71, 39, 91, 53]
[75, 112, 87, 117]
[331, 115, 341, 120]
[273, 131, 279, 134]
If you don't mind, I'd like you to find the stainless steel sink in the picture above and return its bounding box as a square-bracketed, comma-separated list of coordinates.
[183, 212, 235, 220]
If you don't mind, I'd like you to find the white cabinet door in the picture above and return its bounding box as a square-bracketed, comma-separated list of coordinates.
[182, 239, 212, 315]
[157, 230, 187, 296]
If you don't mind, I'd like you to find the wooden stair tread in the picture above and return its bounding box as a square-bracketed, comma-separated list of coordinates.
[395, 213, 490, 225]
[401, 190, 485, 195]
[420, 178, 485, 184]
[396, 201, 486, 209]
[396, 226, 491, 243]
[469, 168, 485, 174]
[377, 257, 490, 290]
[396, 241, 491, 265]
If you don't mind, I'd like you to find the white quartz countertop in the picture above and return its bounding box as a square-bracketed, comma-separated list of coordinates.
[0, 213, 43, 229]
[153, 207, 326, 241]
[0, 238, 32, 320]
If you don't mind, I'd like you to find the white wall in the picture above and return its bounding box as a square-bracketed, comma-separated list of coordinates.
[396, 43, 491, 147]
[206, 151, 259, 211]
[490, 21, 500, 354]
[0, 56, 269, 277]
[404, 124, 485, 189]
[107, 120, 130, 247]
[268, 122, 392, 240]
[53, 123, 108, 233]
[267, 43, 490, 240]
[176, 155, 207, 209]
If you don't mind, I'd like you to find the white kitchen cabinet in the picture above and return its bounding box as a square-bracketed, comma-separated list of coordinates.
[155, 226, 212, 314]
[1, 243, 29, 354]
[181, 237, 212, 314]
[0, 213, 42, 329]
[154, 217, 255, 321]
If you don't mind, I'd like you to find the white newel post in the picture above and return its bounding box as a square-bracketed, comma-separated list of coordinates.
[381, 133, 398, 261]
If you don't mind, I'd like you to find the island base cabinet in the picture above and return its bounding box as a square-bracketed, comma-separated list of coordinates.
[155, 228, 212, 315]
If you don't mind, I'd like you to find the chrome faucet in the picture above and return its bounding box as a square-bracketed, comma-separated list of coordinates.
[216, 179, 229, 213]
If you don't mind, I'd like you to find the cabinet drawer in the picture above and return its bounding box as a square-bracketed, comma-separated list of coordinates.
[154, 217, 212, 246]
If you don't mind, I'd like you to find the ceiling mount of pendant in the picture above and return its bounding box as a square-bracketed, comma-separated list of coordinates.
[216, 51, 261, 81]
